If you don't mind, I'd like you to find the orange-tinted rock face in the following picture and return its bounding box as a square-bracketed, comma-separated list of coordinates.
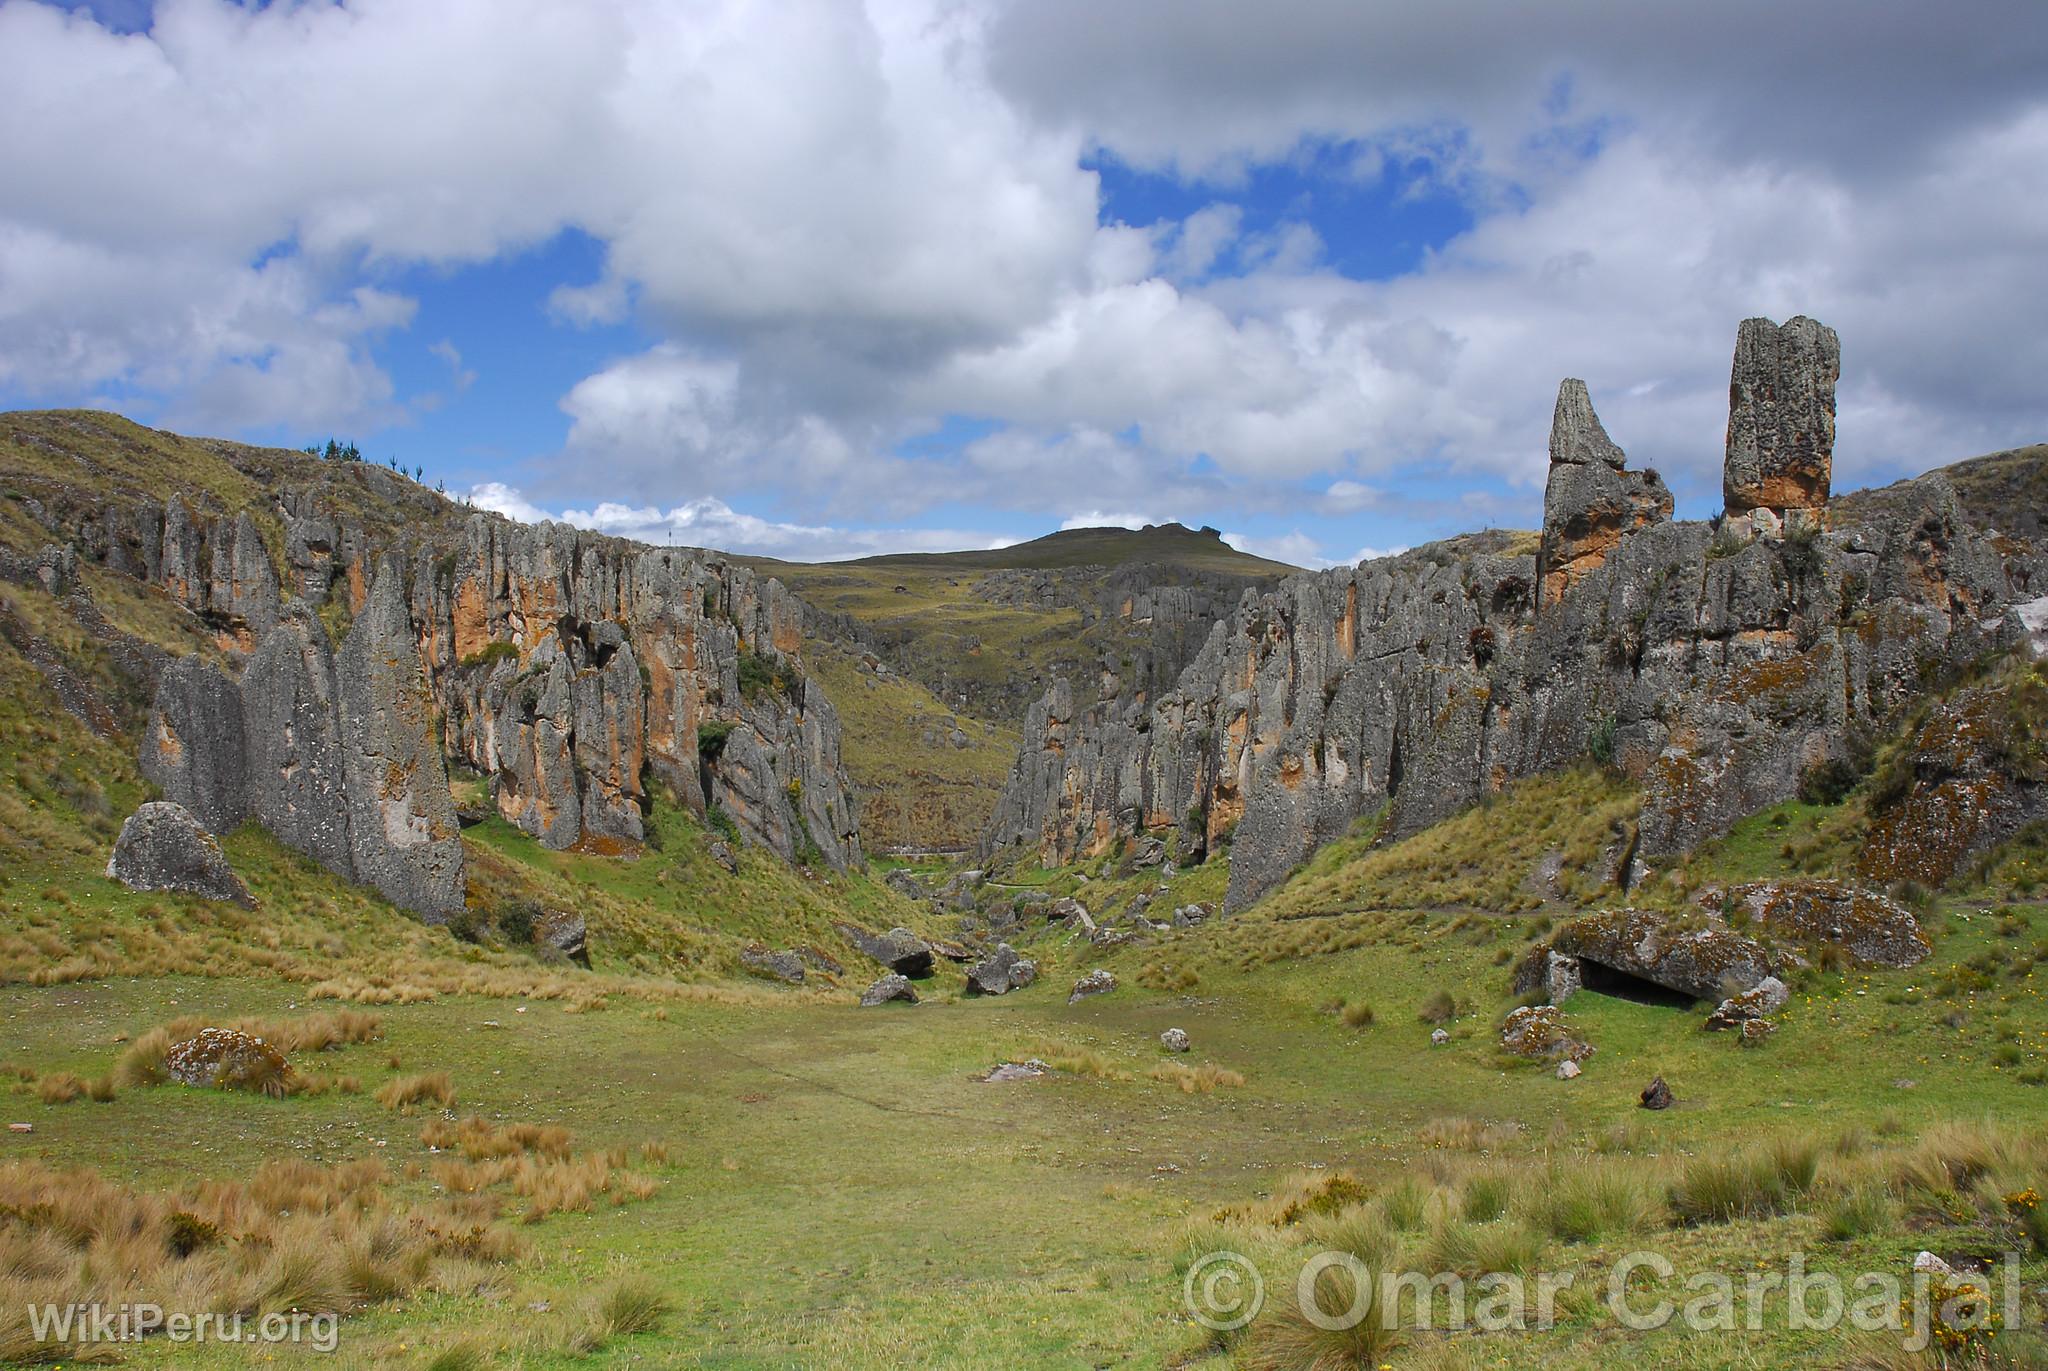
[1536, 379, 1672, 609]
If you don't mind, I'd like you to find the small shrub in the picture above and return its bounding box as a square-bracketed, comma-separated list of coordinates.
[696, 721, 734, 760]
[1417, 990, 1458, 1026]
[35, 1073, 84, 1105]
[1341, 1001, 1375, 1029]
[376, 1071, 455, 1113]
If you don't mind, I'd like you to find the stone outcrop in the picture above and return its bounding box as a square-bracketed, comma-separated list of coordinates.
[1705, 976, 1789, 1031]
[423, 514, 858, 867]
[336, 561, 466, 921]
[106, 800, 254, 906]
[1859, 666, 2048, 888]
[104, 477, 862, 920]
[836, 922, 935, 978]
[1724, 315, 1840, 536]
[1068, 968, 1117, 1003]
[140, 656, 248, 834]
[139, 569, 464, 923]
[1536, 380, 1672, 607]
[984, 317, 2030, 912]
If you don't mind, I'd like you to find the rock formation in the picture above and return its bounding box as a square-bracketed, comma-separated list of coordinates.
[140, 656, 247, 834]
[336, 561, 465, 921]
[983, 316, 2034, 912]
[1723, 315, 1840, 536]
[1536, 380, 1672, 607]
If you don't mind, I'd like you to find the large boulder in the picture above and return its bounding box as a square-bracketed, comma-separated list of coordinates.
[836, 922, 935, 978]
[1499, 1004, 1594, 1063]
[140, 656, 248, 834]
[1727, 880, 1930, 968]
[1544, 907, 1772, 1003]
[1723, 315, 1840, 530]
[335, 561, 465, 923]
[965, 943, 1037, 996]
[740, 945, 805, 983]
[858, 973, 918, 1007]
[532, 908, 589, 967]
[1068, 968, 1117, 1003]
[163, 1027, 287, 1094]
[1705, 975, 1789, 1031]
[1536, 379, 1673, 607]
[107, 802, 253, 907]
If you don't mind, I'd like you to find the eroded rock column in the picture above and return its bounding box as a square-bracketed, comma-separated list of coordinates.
[1723, 315, 1840, 537]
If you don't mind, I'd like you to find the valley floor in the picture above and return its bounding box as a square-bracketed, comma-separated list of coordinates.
[7, 873, 2048, 1367]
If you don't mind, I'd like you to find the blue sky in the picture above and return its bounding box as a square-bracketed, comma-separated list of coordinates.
[3, 0, 2044, 564]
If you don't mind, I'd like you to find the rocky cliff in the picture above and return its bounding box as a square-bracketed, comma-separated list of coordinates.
[983, 317, 2041, 913]
[2, 418, 862, 920]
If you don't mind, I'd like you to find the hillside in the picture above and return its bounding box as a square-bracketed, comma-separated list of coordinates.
[4, 369, 2048, 1370]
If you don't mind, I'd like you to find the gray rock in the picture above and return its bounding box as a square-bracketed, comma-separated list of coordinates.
[965, 942, 1037, 996]
[1556, 1059, 1581, 1081]
[1705, 975, 1789, 1030]
[1739, 1019, 1776, 1047]
[1068, 968, 1117, 1003]
[1430, 1028, 1450, 1046]
[1160, 1027, 1191, 1053]
[836, 922, 935, 978]
[1640, 1076, 1674, 1109]
[241, 607, 353, 877]
[1538, 380, 1672, 607]
[707, 839, 738, 873]
[978, 318, 2016, 911]
[1724, 315, 1839, 522]
[107, 801, 253, 907]
[740, 945, 805, 983]
[336, 560, 465, 923]
[1539, 908, 1772, 1003]
[533, 909, 589, 966]
[859, 973, 918, 1007]
[141, 655, 248, 834]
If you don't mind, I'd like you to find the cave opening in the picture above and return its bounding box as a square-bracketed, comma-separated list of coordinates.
[1577, 959, 1697, 1009]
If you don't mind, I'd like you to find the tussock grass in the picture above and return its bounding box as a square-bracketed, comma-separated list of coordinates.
[0, 1155, 523, 1363]
[1667, 1136, 1819, 1225]
[1148, 1060, 1246, 1093]
[1521, 1161, 1659, 1243]
[563, 1277, 672, 1354]
[421, 1116, 572, 1161]
[375, 1071, 455, 1112]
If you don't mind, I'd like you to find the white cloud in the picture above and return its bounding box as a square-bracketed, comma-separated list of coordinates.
[0, 0, 2043, 546]
[467, 481, 1010, 563]
[1060, 510, 1156, 532]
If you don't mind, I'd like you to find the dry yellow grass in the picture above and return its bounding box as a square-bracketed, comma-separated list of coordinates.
[376, 1071, 455, 1112]
[0, 1155, 525, 1364]
[1147, 1060, 1246, 1093]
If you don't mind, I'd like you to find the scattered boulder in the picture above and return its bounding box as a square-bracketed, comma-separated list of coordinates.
[707, 839, 739, 874]
[1160, 1028, 1191, 1053]
[1705, 975, 1790, 1030]
[1739, 1019, 1777, 1048]
[1133, 836, 1166, 867]
[1068, 969, 1117, 1004]
[1499, 1005, 1594, 1064]
[1640, 1076, 1675, 1110]
[965, 943, 1037, 996]
[163, 1027, 288, 1093]
[1172, 904, 1210, 928]
[106, 802, 254, 907]
[1556, 1060, 1581, 1081]
[532, 909, 589, 967]
[1430, 1028, 1450, 1047]
[836, 922, 935, 978]
[858, 974, 918, 1007]
[740, 945, 805, 984]
[882, 867, 925, 899]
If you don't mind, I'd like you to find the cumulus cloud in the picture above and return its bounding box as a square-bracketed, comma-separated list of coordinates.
[468, 480, 1012, 562]
[1, 0, 2044, 555]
